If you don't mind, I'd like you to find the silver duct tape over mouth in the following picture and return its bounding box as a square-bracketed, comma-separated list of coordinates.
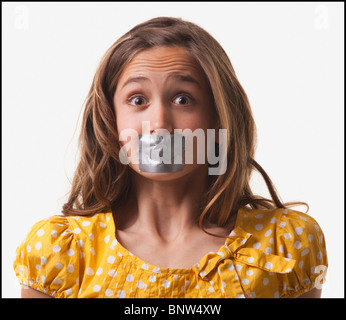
[138, 133, 186, 173]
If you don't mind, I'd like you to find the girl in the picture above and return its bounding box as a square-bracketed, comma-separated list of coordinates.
[14, 17, 328, 298]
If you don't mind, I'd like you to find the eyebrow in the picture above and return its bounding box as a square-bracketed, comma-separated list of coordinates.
[120, 73, 202, 90]
[121, 76, 149, 89]
[169, 74, 202, 88]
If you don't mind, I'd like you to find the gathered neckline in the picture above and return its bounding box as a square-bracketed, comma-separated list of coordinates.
[105, 209, 243, 274]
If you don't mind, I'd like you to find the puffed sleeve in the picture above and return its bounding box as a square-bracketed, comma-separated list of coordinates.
[13, 215, 80, 298]
[276, 209, 328, 298]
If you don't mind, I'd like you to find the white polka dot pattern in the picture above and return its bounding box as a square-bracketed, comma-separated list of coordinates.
[13, 208, 328, 298]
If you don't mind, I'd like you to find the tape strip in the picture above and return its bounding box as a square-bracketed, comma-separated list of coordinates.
[138, 134, 185, 173]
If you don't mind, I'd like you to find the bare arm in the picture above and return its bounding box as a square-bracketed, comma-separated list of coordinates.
[21, 286, 52, 298]
[298, 288, 322, 298]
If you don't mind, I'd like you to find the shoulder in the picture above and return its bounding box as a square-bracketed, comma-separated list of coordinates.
[14, 212, 113, 248]
[15, 215, 74, 255]
[238, 207, 326, 244]
[276, 208, 327, 253]
[13, 212, 114, 297]
[236, 207, 283, 232]
[237, 207, 328, 297]
[63, 212, 114, 241]
[16, 212, 114, 250]
[238, 207, 328, 260]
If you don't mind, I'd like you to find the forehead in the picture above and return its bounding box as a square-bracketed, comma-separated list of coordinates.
[118, 46, 206, 83]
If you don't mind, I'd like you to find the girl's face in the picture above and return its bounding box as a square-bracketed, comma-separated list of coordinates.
[113, 46, 218, 181]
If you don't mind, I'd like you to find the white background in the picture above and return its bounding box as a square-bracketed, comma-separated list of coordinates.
[2, 2, 344, 298]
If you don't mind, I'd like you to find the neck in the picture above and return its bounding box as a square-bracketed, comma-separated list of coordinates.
[114, 167, 209, 243]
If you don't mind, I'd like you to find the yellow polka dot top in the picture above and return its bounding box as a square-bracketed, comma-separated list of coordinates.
[13, 208, 328, 298]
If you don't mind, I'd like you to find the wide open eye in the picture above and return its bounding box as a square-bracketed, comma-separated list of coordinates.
[172, 95, 194, 106]
[128, 96, 149, 107]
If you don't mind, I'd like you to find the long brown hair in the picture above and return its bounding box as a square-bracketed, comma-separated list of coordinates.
[62, 17, 307, 233]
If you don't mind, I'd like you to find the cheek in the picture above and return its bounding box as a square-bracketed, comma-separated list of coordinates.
[116, 114, 130, 134]
[115, 105, 142, 135]
[182, 98, 217, 131]
[179, 112, 214, 132]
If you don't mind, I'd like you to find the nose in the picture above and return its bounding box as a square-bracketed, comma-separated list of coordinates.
[149, 99, 174, 134]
